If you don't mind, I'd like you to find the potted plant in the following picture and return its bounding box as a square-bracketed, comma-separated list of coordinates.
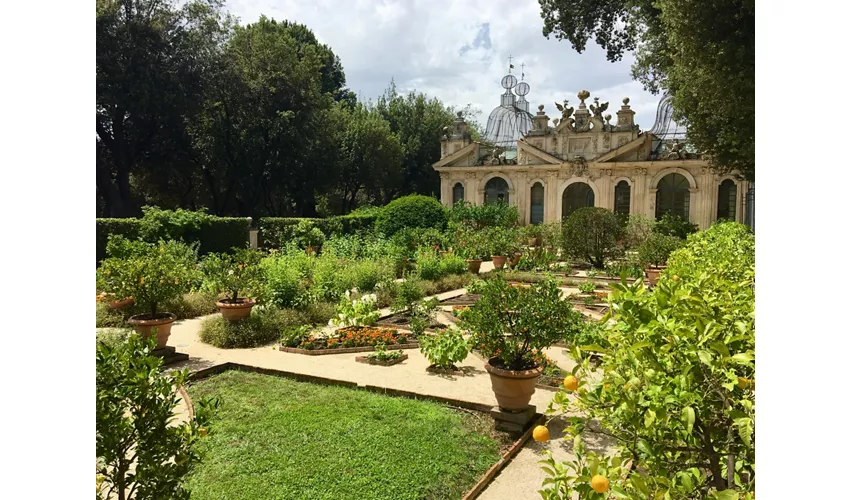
[201, 248, 264, 321]
[488, 227, 520, 270]
[523, 224, 543, 247]
[461, 274, 583, 410]
[637, 233, 683, 286]
[293, 220, 325, 255]
[455, 228, 485, 274]
[97, 243, 193, 349]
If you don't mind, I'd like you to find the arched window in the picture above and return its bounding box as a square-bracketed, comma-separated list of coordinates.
[717, 179, 736, 221]
[530, 182, 544, 224]
[452, 183, 464, 205]
[614, 180, 631, 215]
[562, 182, 595, 219]
[655, 173, 690, 220]
[484, 177, 510, 204]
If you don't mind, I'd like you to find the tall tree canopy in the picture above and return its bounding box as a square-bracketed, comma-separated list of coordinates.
[539, 0, 755, 180]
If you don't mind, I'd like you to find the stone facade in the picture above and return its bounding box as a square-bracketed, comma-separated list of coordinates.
[433, 92, 750, 229]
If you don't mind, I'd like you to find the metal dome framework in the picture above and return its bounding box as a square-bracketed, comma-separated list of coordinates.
[483, 71, 534, 149]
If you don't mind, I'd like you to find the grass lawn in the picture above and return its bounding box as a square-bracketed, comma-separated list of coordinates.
[185, 371, 504, 500]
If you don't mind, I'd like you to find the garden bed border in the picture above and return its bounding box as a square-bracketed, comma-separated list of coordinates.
[181, 361, 542, 499]
[355, 354, 409, 366]
[279, 341, 420, 355]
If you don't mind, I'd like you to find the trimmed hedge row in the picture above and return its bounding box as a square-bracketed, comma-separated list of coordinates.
[96, 217, 250, 263]
[259, 213, 377, 248]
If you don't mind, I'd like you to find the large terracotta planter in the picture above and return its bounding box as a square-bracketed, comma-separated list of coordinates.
[466, 259, 482, 274]
[216, 297, 257, 321]
[128, 313, 176, 349]
[485, 358, 544, 411]
[109, 297, 134, 310]
[492, 255, 507, 269]
[509, 252, 522, 268]
[645, 265, 666, 286]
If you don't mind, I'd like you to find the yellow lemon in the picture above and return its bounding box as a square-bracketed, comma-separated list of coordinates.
[563, 375, 579, 391]
[737, 377, 754, 389]
[591, 474, 609, 493]
[673, 275, 680, 281]
[198, 427, 208, 437]
[532, 425, 550, 442]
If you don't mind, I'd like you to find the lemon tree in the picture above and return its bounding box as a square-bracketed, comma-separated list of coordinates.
[539, 223, 755, 499]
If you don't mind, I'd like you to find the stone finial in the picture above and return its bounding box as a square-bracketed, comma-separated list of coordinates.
[604, 114, 612, 123]
[577, 90, 590, 105]
[457, 111, 463, 118]
[623, 97, 630, 105]
[538, 104, 544, 112]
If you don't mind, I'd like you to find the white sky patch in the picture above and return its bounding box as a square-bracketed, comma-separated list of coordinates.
[223, 0, 665, 130]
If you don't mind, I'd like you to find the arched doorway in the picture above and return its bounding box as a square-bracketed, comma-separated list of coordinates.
[614, 180, 631, 216]
[452, 182, 464, 205]
[655, 173, 690, 220]
[484, 177, 510, 204]
[530, 182, 544, 224]
[562, 182, 595, 219]
[717, 179, 736, 221]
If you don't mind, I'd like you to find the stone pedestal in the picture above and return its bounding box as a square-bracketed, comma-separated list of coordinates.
[152, 346, 189, 366]
[491, 405, 537, 434]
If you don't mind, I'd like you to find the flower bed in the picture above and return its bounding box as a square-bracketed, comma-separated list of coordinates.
[279, 326, 420, 355]
[355, 353, 409, 366]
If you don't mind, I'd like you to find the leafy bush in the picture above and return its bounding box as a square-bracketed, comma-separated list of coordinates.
[375, 194, 448, 236]
[200, 248, 264, 301]
[462, 274, 583, 370]
[407, 297, 439, 337]
[486, 226, 522, 256]
[97, 334, 216, 499]
[340, 259, 393, 293]
[654, 212, 699, 239]
[420, 327, 470, 369]
[569, 320, 610, 352]
[441, 253, 468, 276]
[637, 232, 684, 268]
[515, 247, 557, 272]
[260, 254, 308, 308]
[623, 214, 656, 249]
[391, 274, 427, 313]
[96, 219, 141, 263]
[603, 260, 644, 279]
[258, 214, 378, 248]
[562, 207, 624, 269]
[450, 226, 490, 260]
[292, 220, 326, 249]
[199, 307, 309, 348]
[334, 291, 380, 327]
[540, 222, 754, 498]
[416, 249, 444, 281]
[97, 241, 196, 317]
[578, 282, 595, 294]
[303, 301, 336, 326]
[539, 221, 564, 251]
[449, 200, 519, 228]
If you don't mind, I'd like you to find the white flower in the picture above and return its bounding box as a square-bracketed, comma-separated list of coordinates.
[228, 270, 234, 275]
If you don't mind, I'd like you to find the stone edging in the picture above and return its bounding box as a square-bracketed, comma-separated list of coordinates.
[355, 354, 409, 366]
[180, 362, 539, 498]
[279, 342, 420, 355]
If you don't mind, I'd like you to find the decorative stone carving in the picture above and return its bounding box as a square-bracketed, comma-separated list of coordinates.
[664, 140, 685, 160]
[441, 143, 446, 158]
[569, 156, 589, 177]
[701, 167, 717, 175]
[618, 136, 629, 147]
[589, 97, 609, 119]
[635, 168, 648, 176]
[518, 149, 527, 165]
[602, 133, 611, 149]
[602, 169, 613, 176]
[489, 157, 501, 166]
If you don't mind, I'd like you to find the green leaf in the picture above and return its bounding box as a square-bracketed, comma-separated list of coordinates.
[698, 350, 713, 365]
[710, 490, 740, 500]
[681, 406, 695, 434]
[729, 353, 753, 364]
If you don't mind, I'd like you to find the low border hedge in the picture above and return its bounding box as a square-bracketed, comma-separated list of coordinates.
[259, 213, 377, 248]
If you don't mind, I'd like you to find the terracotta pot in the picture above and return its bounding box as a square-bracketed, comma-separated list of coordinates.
[510, 252, 522, 267]
[128, 313, 176, 349]
[645, 265, 666, 286]
[216, 297, 257, 321]
[466, 259, 482, 274]
[492, 255, 507, 269]
[485, 358, 544, 411]
[305, 246, 318, 255]
[109, 297, 135, 310]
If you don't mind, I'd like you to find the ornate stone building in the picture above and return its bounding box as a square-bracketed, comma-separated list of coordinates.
[433, 89, 750, 229]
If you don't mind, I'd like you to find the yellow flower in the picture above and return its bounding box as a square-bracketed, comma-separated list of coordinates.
[139, 277, 145, 284]
[198, 427, 208, 437]
[160, 279, 164, 284]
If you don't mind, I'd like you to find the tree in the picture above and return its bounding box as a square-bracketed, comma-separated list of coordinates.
[561, 207, 624, 269]
[189, 16, 336, 217]
[96, 334, 217, 499]
[374, 81, 458, 198]
[539, 0, 754, 180]
[539, 223, 755, 499]
[96, 0, 227, 216]
[334, 103, 404, 212]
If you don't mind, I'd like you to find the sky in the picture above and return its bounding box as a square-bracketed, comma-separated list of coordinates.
[223, 0, 664, 131]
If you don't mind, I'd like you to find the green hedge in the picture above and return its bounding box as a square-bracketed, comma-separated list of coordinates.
[96, 216, 250, 263]
[259, 213, 377, 248]
[374, 195, 447, 237]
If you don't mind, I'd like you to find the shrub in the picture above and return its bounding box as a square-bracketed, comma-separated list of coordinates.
[303, 301, 336, 326]
[654, 212, 699, 239]
[292, 220, 326, 249]
[637, 232, 684, 268]
[391, 274, 427, 313]
[95, 327, 131, 348]
[407, 297, 439, 337]
[461, 274, 583, 370]
[623, 214, 656, 249]
[539, 221, 563, 251]
[540, 222, 754, 498]
[562, 207, 624, 269]
[199, 307, 308, 348]
[200, 248, 264, 302]
[97, 334, 216, 499]
[450, 226, 490, 260]
[449, 200, 519, 228]
[97, 242, 195, 317]
[334, 291, 380, 327]
[416, 248, 444, 281]
[441, 254, 468, 276]
[420, 327, 470, 369]
[486, 226, 522, 256]
[96, 218, 141, 263]
[578, 282, 595, 294]
[260, 255, 308, 308]
[375, 195, 447, 237]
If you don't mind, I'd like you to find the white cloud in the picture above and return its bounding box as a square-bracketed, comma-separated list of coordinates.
[223, 0, 664, 130]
